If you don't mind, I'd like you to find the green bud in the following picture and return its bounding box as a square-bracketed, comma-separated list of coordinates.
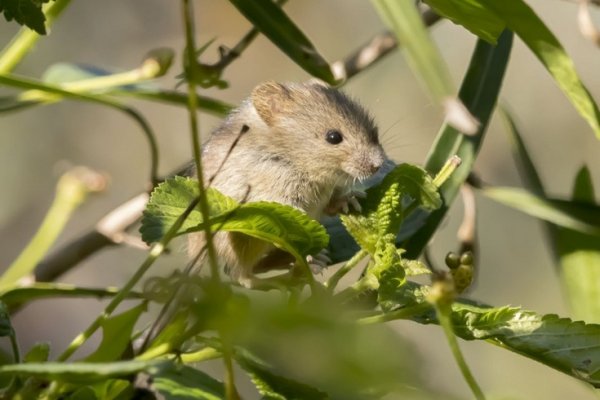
[445, 252, 460, 269]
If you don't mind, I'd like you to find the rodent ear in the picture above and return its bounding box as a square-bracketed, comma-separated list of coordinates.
[251, 81, 293, 126]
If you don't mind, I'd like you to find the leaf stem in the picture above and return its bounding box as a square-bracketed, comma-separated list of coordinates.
[356, 303, 431, 325]
[0, 74, 161, 184]
[326, 249, 367, 291]
[435, 303, 486, 400]
[0, 0, 72, 74]
[56, 197, 200, 361]
[0, 168, 105, 293]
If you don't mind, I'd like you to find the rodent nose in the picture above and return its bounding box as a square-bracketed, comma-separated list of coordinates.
[368, 162, 382, 175]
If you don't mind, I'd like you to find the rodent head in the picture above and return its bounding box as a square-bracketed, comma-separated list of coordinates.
[250, 81, 386, 187]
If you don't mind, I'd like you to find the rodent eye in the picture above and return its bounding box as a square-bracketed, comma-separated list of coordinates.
[325, 130, 343, 145]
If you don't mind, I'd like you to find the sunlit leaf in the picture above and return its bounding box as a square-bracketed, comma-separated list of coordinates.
[141, 176, 328, 260]
[24, 342, 50, 363]
[557, 167, 600, 323]
[372, 0, 478, 134]
[84, 302, 147, 362]
[152, 365, 224, 400]
[0, 360, 169, 384]
[481, 186, 600, 236]
[424, 0, 505, 43]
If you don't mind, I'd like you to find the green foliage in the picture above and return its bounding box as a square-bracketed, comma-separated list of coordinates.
[152, 365, 225, 400]
[0, 0, 52, 34]
[2, 0, 600, 399]
[228, 0, 336, 84]
[141, 176, 329, 259]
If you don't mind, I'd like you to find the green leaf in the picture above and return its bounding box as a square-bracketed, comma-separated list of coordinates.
[481, 186, 600, 236]
[402, 31, 511, 258]
[378, 280, 430, 312]
[84, 302, 146, 362]
[0, 0, 51, 34]
[372, 0, 477, 134]
[228, 0, 335, 84]
[152, 365, 225, 400]
[557, 167, 600, 323]
[141, 176, 328, 259]
[0, 360, 169, 384]
[236, 351, 328, 400]
[423, 0, 505, 44]
[445, 303, 600, 388]
[341, 164, 441, 254]
[488, 1, 600, 139]
[0, 283, 143, 309]
[23, 343, 50, 363]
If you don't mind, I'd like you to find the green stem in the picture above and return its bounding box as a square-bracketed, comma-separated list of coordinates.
[57, 197, 200, 361]
[0, 0, 72, 74]
[0, 74, 160, 184]
[435, 303, 486, 400]
[357, 303, 431, 325]
[326, 249, 367, 291]
[0, 169, 101, 293]
[182, 2, 238, 399]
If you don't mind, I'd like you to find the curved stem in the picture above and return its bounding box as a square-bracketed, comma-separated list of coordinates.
[0, 0, 72, 74]
[57, 197, 200, 361]
[435, 303, 486, 400]
[326, 249, 367, 291]
[0, 74, 160, 184]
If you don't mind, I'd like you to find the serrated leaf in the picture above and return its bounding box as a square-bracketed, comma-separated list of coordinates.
[401, 259, 431, 276]
[341, 164, 441, 254]
[141, 176, 328, 259]
[228, 0, 336, 84]
[423, 0, 505, 44]
[379, 280, 430, 312]
[446, 303, 600, 387]
[152, 365, 225, 400]
[482, 186, 600, 236]
[84, 302, 146, 362]
[0, 360, 169, 384]
[236, 351, 328, 400]
[0, 0, 51, 34]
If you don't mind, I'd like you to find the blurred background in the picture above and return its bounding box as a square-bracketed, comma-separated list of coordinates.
[0, 0, 599, 398]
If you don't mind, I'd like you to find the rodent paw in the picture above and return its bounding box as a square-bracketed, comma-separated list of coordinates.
[306, 249, 332, 274]
[326, 190, 366, 215]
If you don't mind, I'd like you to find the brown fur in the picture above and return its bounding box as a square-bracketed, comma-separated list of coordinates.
[188, 81, 386, 287]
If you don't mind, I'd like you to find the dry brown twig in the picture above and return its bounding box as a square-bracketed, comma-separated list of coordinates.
[31, 7, 442, 285]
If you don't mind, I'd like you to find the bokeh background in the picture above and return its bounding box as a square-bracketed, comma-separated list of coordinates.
[0, 1, 599, 398]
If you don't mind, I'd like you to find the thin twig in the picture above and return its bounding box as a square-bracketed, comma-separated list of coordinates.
[457, 184, 477, 254]
[332, 9, 441, 81]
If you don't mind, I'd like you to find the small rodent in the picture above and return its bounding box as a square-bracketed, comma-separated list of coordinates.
[188, 81, 386, 287]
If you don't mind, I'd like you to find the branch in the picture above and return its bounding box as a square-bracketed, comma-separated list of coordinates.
[332, 9, 441, 81]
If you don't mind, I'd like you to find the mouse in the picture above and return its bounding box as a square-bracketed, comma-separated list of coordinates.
[187, 81, 386, 288]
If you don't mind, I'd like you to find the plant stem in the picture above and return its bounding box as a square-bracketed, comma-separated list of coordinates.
[357, 303, 431, 325]
[0, 168, 104, 293]
[326, 249, 367, 291]
[0, 74, 160, 184]
[182, 2, 238, 399]
[57, 197, 200, 361]
[435, 303, 486, 400]
[0, 0, 72, 74]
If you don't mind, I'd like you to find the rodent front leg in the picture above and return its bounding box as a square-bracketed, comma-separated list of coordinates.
[324, 189, 367, 215]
